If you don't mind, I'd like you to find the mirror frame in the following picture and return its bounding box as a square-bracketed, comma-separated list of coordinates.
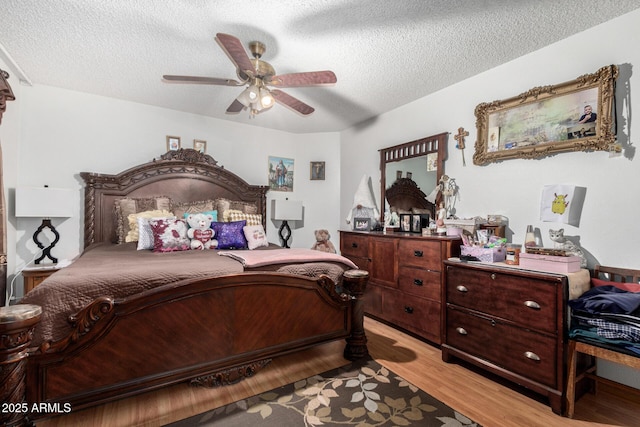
[379, 132, 448, 222]
[473, 64, 618, 165]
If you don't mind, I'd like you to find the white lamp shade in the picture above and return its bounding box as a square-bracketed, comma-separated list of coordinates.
[15, 187, 74, 218]
[271, 199, 303, 221]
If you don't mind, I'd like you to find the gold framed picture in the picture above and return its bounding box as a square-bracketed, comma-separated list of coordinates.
[166, 135, 181, 151]
[473, 65, 618, 165]
[193, 139, 207, 153]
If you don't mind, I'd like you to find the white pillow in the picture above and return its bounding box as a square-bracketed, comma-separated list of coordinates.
[137, 215, 176, 250]
[243, 224, 269, 250]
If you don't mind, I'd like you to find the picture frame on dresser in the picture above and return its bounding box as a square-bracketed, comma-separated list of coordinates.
[411, 214, 429, 233]
[399, 214, 412, 232]
[353, 217, 371, 231]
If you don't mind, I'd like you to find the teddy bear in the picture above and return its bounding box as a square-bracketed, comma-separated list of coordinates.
[186, 213, 218, 250]
[311, 229, 336, 253]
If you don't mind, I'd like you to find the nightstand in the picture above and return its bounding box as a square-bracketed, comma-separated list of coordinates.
[22, 265, 61, 293]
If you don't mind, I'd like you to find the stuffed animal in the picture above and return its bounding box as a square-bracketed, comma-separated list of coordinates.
[186, 213, 218, 250]
[311, 229, 336, 253]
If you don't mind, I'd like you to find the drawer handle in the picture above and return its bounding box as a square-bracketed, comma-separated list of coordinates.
[413, 250, 423, 257]
[456, 327, 468, 335]
[456, 285, 468, 293]
[524, 300, 541, 310]
[524, 351, 541, 361]
[413, 279, 423, 286]
[351, 242, 358, 248]
[490, 273, 497, 280]
[404, 306, 414, 314]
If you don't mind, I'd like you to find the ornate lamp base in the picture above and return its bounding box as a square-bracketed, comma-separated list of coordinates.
[278, 220, 292, 248]
[33, 219, 59, 264]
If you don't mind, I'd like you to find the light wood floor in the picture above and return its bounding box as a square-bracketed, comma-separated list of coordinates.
[36, 317, 640, 427]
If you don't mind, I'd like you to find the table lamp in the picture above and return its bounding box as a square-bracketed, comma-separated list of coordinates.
[271, 199, 303, 248]
[15, 186, 74, 264]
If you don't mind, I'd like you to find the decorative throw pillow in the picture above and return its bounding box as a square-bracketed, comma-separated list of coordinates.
[126, 209, 174, 243]
[173, 200, 215, 219]
[211, 220, 248, 249]
[215, 198, 258, 221]
[221, 209, 243, 222]
[137, 215, 176, 250]
[149, 218, 190, 252]
[114, 196, 172, 244]
[243, 224, 269, 250]
[227, 211, 263, 226]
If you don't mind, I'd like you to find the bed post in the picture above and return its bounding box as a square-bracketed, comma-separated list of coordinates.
[0, 304, 42, 427]
[342, 269, 369, 360]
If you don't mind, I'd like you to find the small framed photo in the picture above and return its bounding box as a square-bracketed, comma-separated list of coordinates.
[310, 161, 325, 180]
[166, 135, 181, 151]
[353, 217, 371, 231]
[193, 139, 207, 153]
[411, 214, 430, 233]
[400, 214, 412, 232]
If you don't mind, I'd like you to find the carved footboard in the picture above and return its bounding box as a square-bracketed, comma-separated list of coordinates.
[25, 271, 367, 419]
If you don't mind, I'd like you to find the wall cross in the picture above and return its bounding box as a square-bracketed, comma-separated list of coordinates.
[454, 127, 469, 166]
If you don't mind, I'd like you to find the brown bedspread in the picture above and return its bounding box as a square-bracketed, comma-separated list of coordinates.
[21, 243, 245, 347]
[20, 243, 353, 348]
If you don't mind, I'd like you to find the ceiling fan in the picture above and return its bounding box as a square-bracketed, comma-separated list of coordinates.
[163, 33, 337, 117]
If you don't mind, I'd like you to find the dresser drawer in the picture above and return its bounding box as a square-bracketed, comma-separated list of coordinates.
[343, 255, 370, 272]
[398, 240, 441, 271]
[341, 234, 370, 258]
[446, 306, 558, 388]
[446, 266, 559, 333]
[383, 290, 440, 342]
[398, 266, 441, 301]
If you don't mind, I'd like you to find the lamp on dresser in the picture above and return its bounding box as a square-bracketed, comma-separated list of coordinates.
[15, 186, 74, 264]
[271, 199, 303, 248]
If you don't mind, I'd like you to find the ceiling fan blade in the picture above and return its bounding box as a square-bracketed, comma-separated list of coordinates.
[215, 33, 255, 78]
[226, 99, 245, 114]
[271, 90, 315, 116]
[162, 75, 243, 86]
[269, 71, 337, 87]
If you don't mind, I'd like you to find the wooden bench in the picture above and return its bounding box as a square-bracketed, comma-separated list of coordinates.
[565, 265, 640, 418]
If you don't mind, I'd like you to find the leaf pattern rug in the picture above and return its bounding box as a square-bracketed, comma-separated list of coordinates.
[167, 358, 480, 426]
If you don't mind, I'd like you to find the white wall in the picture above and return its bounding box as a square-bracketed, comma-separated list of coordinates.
[3, 84, 340, 299]
[341, 9, 640, 389]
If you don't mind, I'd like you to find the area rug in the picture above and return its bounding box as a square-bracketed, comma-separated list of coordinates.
[168, 358, 480, 426]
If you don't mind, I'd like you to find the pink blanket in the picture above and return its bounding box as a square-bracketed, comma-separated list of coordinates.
[218, 248, 357, 269]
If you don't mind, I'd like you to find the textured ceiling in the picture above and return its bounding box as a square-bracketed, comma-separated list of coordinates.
[1, 1, 638, 134]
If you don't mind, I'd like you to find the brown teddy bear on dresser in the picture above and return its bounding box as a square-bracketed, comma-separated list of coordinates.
[311, 229, 336, 253]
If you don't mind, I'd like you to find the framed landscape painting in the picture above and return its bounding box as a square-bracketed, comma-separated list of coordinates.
[473, 65, 618, 165]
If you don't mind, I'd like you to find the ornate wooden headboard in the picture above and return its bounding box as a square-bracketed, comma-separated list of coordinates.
[80, 149, 268, 248]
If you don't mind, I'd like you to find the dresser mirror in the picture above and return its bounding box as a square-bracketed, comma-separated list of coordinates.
[379, 132, 447, 222]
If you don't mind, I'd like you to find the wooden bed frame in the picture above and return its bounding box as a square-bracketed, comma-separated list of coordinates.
[15, 149, 368, 423]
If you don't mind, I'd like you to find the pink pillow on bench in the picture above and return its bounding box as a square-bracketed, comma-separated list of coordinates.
[592, 277, 640, 293]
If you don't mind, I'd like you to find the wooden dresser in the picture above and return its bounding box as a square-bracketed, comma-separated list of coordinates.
[340, 230, 460, 344]
[442, 260, 569, 414]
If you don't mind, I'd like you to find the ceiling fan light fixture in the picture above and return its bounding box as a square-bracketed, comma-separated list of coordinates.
[236, 87, 253, 107]
[247, 84, 259, 101]
[259, 87, 274, 108]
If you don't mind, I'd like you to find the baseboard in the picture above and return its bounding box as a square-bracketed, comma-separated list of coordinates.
[590, 374, 640, 403]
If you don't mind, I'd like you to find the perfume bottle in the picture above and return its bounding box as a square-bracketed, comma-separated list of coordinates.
[524, 225, 536, 251]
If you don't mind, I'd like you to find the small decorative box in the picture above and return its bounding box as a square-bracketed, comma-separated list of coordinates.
[460, 246, 506, 263]
[519, 252, 581, 273]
